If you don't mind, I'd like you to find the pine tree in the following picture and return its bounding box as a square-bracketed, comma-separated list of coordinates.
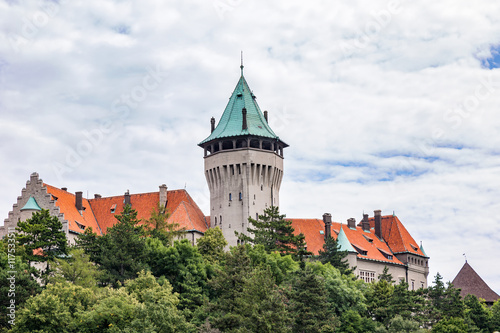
[289, 269, 336, 333]
[15, 209, 68, 280]
[318, 236, 352, 275]
[145, 202, 185, 246]
[236, 206, 311, 257]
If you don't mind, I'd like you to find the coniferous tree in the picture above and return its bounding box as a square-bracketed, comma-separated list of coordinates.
[490, 299, 500, 331]
[197, 227, 228, 263]
[464, 294, 491, 332]
[289, 269, 336, 333]
[145, 203, 185, 246]
[15, 209, 68, 280]
[98, 204, 148, 286]
[318, 236, 352, 275]
[236, 206, 311, 258]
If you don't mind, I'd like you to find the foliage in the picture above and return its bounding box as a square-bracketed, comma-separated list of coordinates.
[338, 309, 378, 333]
[386, 315, 426, 333]
[431, 317, 468, 333]
[145, 203, 185, 246]
[15, 209, 68, 279]
[197, 227, 227, 263]
[491, 299, 500, 331]
[48, 248, 100, 288]
[317, 236, 352, 275]
[245, 244, 299, 285]
[288, 269, 336, 333]
[97, 204, 149, 286]
[378, 266, 394, 283]
[0, 240, 42, 329]
[236, 206, 311, 258]
[427, 273, 464, 324]
[366, 278, 395, 325]
[463, 294, 491, 332]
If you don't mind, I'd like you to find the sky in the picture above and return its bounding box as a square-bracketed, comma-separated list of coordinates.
[1, 0, 500, 293]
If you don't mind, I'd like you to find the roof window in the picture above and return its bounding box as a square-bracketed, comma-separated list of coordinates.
[110, 204, 117, 213]
[377, 248, 393, 260]
[75, 221, 86, 230]
[319, 230, 324, 235]
[352, 244, 367, 256]
[410, 244, 419, 252]
[363, 235, 373, 243]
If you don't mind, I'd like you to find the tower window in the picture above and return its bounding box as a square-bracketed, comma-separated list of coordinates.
[220, 215, 222, 225]
[229, 193, 232, 201]
[261, 185, 263, 191]
[215, 217, 217, 226]
[239, 192, 242, 201]
[256, 213, 258, 220]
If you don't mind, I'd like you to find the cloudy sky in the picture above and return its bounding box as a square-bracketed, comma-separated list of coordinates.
[1, 0, 500, 292]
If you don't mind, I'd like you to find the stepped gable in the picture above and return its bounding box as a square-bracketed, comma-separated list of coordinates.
[88, 189, 208, 234]
[452, 262, 500, 303]
[44, 184, 102, 235]
[363, 215, 426, 256]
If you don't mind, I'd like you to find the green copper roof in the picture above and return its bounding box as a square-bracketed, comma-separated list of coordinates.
[337, 225, 357, 253]
[199, 71, 282, 145]
[420, 243, 428, 257]
[20, 196, 42, 211]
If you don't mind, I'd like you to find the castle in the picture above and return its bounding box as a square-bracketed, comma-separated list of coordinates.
[0, 65, 429, 289]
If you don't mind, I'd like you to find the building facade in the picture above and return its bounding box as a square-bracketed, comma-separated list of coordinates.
[198, 65, 287, 246]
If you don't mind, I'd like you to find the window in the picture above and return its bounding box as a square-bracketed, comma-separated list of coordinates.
[110, 204, 117, 213]
[229, 193, 232, 201]
[239, 192, 242, 201]
[75, 221, 85, 230]
[411, 280, 415, 290]
[256, 213, 258, 220]
[377, 248, 393, 260]
[359, 270, 376, 283]
[352, 244, 368, 256]
[229, 224, 231, 229]
[261, 185, 263, 191]
[215, 217, 217, 225]
[220, 215, 222, 225]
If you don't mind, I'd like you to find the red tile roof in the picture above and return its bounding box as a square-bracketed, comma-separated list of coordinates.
[289, 218, 405, 265]
[452, 262, 500, 303]
[44, 184, 102, 235]
[88, 189, 208, 234]
[361, 215, 426, 257]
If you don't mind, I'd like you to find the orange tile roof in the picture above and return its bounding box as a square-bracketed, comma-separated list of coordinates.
[289, 218, 404, 265]
[44, 184, 102, 235]
[362, 215, 426, 257]
[88, 189, 208, 234]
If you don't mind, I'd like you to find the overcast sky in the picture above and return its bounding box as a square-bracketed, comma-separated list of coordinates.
[1, 0, 500, 293]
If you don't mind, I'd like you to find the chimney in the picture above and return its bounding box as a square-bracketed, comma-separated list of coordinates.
[159, 184, 168, 207]
[362, 213, 370, 232]
[374, 210, 382, 239]
[322, 213, 332, 239]
[264, 110, 268, 123]
[94, 194, 101, 199]
[75, 191, 83, 211]
[347, 218, 356, 229]
[242, 108, 247, 130]
[61, 187, 67, 191]
[124, 190, 131, 206]
[210, 117, 215, 133]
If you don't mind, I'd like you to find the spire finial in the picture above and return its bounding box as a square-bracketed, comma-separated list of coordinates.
[240, 51, 244, 75]
[463, 253, 467, 263]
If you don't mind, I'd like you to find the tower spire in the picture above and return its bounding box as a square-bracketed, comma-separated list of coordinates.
[240, 51, 244, 75]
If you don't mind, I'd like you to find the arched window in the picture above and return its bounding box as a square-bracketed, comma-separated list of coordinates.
[214, 216, 217, 226]
[220, 215, 222, 225]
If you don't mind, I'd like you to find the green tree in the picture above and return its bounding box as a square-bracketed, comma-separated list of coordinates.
[75, 226, 102, 263]
[245, 244, 299, 285]
[48, 248, 100, 288]
[15, 209, 68, 280]
[0, 240, 42, 329]
[12, 282, 97, 333]
[197, 227, 228, 263]
[289, 269, 336, 333]
[432, 317, 468, 333]
[236, 206, 311, 257]
[366, 279, 395, 325]
[427, 273, 464, 324]
[317, 236, 352, 275]
[491, 299, 500, 331]
[387, 315, 426, 333]
[378, 266, 394, 283]
[387, 282, 427, 327]
[145, 203, 185, 246]
[338, 309, 378, 333]
[98, 204, 149, 286]
[464, 294, 491, 332]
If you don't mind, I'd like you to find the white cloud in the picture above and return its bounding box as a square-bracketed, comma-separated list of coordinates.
[1, 0, 500, 293]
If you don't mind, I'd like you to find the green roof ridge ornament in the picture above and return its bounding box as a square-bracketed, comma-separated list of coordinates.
[337, 225, 357, 253]
[20, 196, 42, 211]
[420, 241, 428, 257]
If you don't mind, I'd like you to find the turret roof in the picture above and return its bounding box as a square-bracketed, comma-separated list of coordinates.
[199, 70, 284, 145]
[337, 225, 357, 253]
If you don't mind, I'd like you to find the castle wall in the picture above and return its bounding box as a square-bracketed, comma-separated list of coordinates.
[204, 147, 284, 246]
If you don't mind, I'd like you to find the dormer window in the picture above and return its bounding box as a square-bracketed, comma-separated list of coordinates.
[75, 221, 86, 230]
[363, 235, 373, 243]
[110, 204, 117, 213]
[352, 244, 368, 256]
[377, 248, 393, 260]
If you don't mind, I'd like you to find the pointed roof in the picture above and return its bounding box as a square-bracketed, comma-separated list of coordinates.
[337, 225, 357, 253]
[199, 71, 285, 145]
[452, 262, 500, 303]
[20, 196, 42, 211]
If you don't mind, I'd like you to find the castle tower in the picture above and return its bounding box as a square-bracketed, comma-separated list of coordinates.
[199, 65, 288, 246]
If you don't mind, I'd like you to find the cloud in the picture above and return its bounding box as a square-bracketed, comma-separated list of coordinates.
[1, 0, 500, 293]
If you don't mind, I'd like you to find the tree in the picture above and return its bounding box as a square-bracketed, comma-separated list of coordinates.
[0, 240, 42, 329]
[288, 269, 336, 333]
[236, 206, 311, 257]
[145, 203, 185, 246]
[378, 266, 394, 283]
[464, 294, 491, 332]
[75, 227, 102, 263]
[197, 227, 227, 263]
[15, 209, 68, 280]
[318, 236, 352, 275]
[386, 315, 426, 333]
[366, 279, 395, 325]
[431, 317, 468, 333]
[49, 248, 100, 288]
[98, 204, 149, 286]
[427, 273, 465, 324]
[491, 299, 500, 331]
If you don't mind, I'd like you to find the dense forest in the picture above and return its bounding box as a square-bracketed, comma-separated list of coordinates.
[1, 205, 500, 333]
